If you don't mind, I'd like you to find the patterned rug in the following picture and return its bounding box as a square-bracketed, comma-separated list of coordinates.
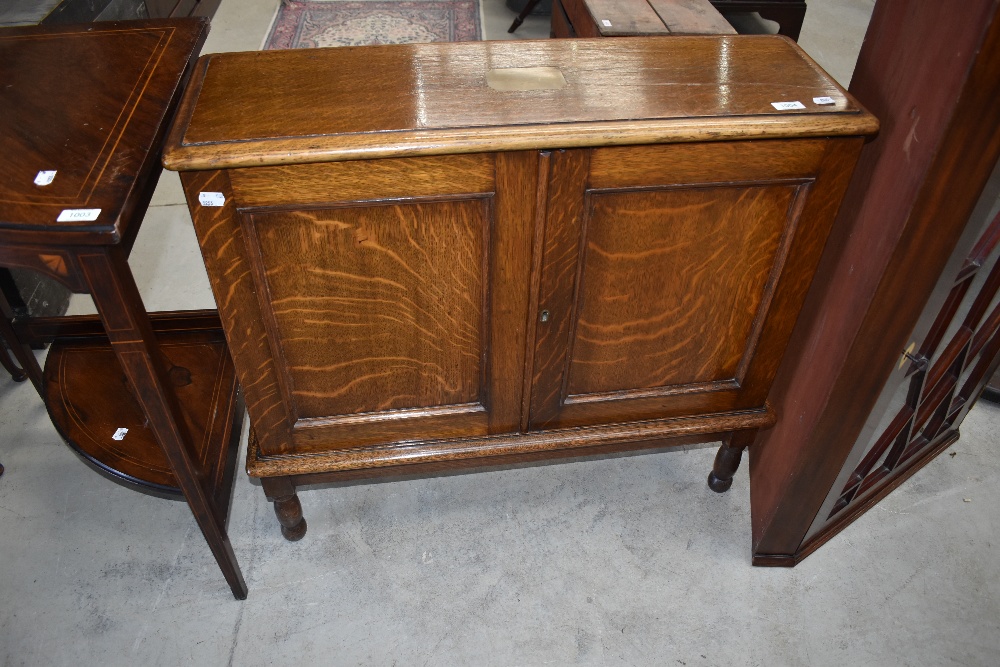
[265, 0, 482, 49]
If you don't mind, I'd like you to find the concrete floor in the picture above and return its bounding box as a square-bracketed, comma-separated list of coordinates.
[2, 1, 998, 665]
[0, 0, 59, 25]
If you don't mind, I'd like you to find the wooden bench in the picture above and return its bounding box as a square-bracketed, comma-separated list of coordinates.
[552, 0, 736, 38]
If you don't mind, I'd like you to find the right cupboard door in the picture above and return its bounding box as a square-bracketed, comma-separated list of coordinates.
[526, 139, 863, 431]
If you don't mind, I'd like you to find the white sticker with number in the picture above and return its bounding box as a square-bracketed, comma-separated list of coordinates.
[813, 96, 836, 105]
[57, 208, 101, 222]
[112, 428, 128, 441]
[34, 170, 57, 186]
[771, 101, 806, 110]
[601, 19, 612, 27]
[199, 192, 226, 207]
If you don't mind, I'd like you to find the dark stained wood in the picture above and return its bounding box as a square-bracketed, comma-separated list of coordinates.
[15, 309, 222, 343]
[558, 0, 601, 36]
[146, 0, 221, 18]
[709, 1, 806, 41]
[0, 287, 42, 392]
[164, 37, 872, 170]
[0, 20, 204, 245]
[748, 0, 1000, 564]
[707, 428, 757, 492]
[551, 0, 576, 37]
[259, 475, 307, 540]
[44, 326, 241, 497]
[44, 0, 220, 23]
[165, 37, 875, 543]
[0, 20, 247, 599]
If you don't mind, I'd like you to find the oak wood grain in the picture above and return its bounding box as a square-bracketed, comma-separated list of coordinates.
[228, 154, 494, 207]
[566, 184, 794, 394]
[169, 36, 875, 546]
[181, 168, 297, 458]
[163, 37, 875, 170]
[527, 138, 863, 432]
[247, 407, 776, 477]
[244, 199, 487, 419]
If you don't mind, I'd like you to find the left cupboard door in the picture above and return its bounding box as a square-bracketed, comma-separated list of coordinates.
[185, 151, 539, 457]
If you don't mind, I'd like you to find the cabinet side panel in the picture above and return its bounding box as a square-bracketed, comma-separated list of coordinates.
[181, 169, 295, 456]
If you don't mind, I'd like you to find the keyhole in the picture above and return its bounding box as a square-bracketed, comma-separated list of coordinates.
[540, 310, 550, 322]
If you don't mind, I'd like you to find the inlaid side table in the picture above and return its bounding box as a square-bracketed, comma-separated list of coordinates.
[0, 19, 247, 599]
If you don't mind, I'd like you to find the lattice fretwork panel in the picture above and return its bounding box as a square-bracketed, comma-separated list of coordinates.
[829, 208, 1000, 519]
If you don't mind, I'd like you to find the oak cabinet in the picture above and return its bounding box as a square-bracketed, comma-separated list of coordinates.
[164, 36, 877, 544]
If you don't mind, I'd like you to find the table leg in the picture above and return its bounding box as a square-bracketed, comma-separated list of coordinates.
[0, 288, 43, 394]
[77, 247, 248, 599]
[508, 0, 544, 33]
[708, 429, 758, 493]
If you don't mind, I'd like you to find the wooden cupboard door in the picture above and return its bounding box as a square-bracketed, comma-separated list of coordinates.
[225, 152, 536, 453]
[527, 140, 860, 430]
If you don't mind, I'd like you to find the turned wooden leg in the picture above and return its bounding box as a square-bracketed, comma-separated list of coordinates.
[708, 429, 758, 493]
[273, 494, 307, 541]
[262, 477, 307, 541]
